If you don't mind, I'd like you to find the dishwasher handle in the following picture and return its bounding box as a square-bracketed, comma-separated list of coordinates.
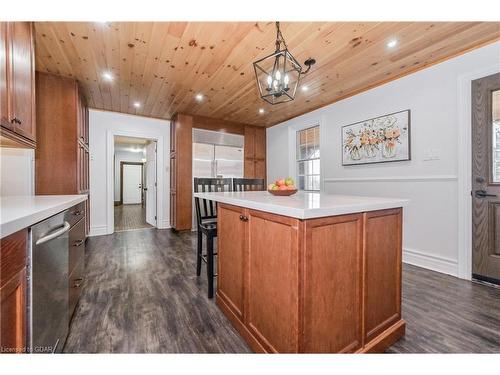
[36, 221, 71, 245]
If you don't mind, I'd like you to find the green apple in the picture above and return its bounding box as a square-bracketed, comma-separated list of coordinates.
[285, 177, 294, 186]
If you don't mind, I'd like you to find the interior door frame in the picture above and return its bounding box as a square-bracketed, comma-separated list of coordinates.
[120, 161, 144, 205]
[457, 64, 500, 280]
[106, 128, 167, 235]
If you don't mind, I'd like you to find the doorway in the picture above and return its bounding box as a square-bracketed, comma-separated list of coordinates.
[471, 72, 500, 285]
[114, 136, 157, 232]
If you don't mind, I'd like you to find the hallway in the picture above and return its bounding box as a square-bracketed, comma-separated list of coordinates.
[114, 204, 153, 232]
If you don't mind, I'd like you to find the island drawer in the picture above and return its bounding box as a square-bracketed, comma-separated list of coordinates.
[65, 202, 86, 227]
[68, 218, 85, 274]
[68, 258, 84, 320]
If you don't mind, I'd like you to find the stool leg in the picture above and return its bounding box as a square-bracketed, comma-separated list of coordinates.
[196, 229, 202, 276]
[206, 234, 214, 299]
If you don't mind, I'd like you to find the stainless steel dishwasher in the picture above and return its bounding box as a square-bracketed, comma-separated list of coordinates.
[30, 210, 70, 354]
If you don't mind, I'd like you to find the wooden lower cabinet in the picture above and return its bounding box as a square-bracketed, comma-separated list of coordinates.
[217, 204, 246, 322]
[363, 209, 403, 348]
[303, 214, 363, 353]
[216, 204, 405, 353]
[246, 210, 299, 353]
[0, 229, 28, 354]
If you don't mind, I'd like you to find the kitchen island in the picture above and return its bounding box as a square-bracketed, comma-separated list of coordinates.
[193, 191, 409, 353]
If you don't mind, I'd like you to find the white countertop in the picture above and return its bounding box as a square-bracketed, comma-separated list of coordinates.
[0, 195, 88, 239]
[194, 191, 409, 219]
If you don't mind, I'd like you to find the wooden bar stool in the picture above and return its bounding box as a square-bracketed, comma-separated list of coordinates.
[193, 177, 232, 298]
[232, 178, 265, 192]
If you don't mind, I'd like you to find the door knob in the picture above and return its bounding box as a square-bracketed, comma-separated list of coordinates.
[475, 190, 497, 198]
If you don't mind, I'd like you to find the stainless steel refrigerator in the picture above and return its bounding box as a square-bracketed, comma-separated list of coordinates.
[192, 129, 244, 228]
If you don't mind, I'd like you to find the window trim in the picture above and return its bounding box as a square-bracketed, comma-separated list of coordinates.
[296, 124, 321, 191]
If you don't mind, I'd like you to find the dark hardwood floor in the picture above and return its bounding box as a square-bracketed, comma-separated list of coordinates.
[114, 204, 153, 232]
[64, 229, 500, 353]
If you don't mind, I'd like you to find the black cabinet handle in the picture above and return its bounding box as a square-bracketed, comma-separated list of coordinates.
[73, 210, 83, 216]
[10, 117, 21, 125]
[74, 239, 84, 247]
[239, 215, 248, 222]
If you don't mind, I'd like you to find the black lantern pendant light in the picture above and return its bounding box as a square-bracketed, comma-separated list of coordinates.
[253, 22, 316, 105]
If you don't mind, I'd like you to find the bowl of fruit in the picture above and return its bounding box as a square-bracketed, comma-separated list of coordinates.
[267, 177, 298, 196]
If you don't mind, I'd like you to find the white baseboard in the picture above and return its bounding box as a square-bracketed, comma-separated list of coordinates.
[89, 225, 108, 237]
[158, 220, 171, 229]
[403, 247, 458, 277]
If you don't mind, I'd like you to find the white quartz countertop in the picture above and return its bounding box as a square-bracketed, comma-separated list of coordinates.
[0, 195, 88, 239]
[194, 191, 409, 219]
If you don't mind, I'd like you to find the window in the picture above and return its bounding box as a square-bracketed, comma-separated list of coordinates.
[296, 125, 320, 191]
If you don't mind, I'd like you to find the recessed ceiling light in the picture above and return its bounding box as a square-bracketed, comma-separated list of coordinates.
[195, 93, 204, 102]
[301, 85, 309, 92]
[102, 71, 114, 82]
[387, 39, 398, 48]
[133, 101, 141, 108]
[258, 108, 265, 114]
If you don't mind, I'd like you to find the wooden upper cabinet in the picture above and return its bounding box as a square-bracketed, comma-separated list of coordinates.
[0, 23, 9, 130]
[254, 127, 266, 159]
[244, 125, 266, 181]
[8, 22, 35, 141]
[0, 22, 36, 148]
[244, 126, 255, 159]
[76, 87, 89, 146]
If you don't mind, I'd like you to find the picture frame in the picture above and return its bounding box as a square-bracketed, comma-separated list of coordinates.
[341, 109, 411, 166]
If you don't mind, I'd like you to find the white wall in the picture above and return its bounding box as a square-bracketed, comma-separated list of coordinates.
[89, 110, 170, 236]
[267, 42, 500, 278]
[114, 149, 145, 201]
[0, 148, 34, 196]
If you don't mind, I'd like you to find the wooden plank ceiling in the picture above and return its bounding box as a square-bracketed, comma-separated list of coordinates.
[34, 22, 500, 126]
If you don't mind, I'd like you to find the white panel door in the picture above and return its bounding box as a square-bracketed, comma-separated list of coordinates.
[123, 164, 142, 204]
[145, 142, 157, 226]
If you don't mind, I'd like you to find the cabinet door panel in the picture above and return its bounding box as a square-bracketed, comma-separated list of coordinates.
[0, 268, 27, 353]
[0, 23, 10, 129]
[244, 158, 255, 178]
[9, 22, 35, 141]
[246, 210, 299, 353]
[254, 127, 266, 159]
[244, 126, 255, 159]
[217, 204, 246, 321]
[254, 160, 266, 181]
[0, 229, 27, 353]
[364, 209, 402, 344]
[303, 214, 363, 353]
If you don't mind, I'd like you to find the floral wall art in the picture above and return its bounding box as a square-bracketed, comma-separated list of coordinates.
[342, 110, 411, 165]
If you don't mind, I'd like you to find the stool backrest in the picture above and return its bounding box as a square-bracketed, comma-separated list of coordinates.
[233, 178, 265, 192]
[193, 178, 232, 225]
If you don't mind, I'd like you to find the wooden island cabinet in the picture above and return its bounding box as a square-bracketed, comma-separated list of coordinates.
[196, 191, 408, 353]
